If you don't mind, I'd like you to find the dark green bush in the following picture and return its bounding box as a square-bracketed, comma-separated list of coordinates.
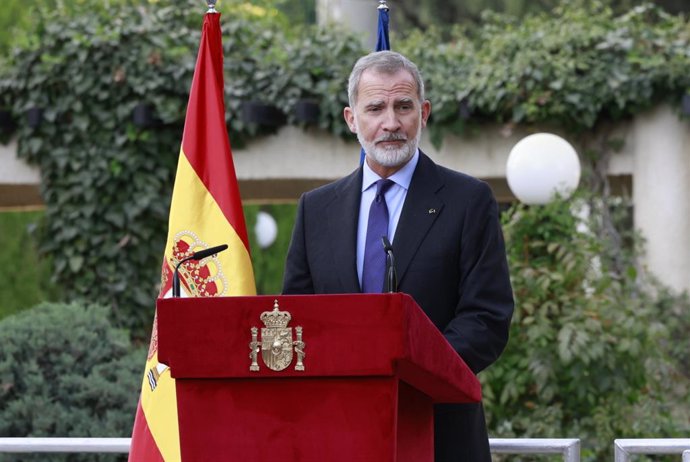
[0, 302, 146, 461]
[465, 3, 690, 131]
[484, 197, 690, 461]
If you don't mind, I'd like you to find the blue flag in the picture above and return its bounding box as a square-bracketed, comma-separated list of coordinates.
[360, 3, 391, 164]
[376, 6, 390, 51]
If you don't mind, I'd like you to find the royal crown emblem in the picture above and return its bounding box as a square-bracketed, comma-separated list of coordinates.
[169, 231, 228, 297]
[250, 300, 305, 372]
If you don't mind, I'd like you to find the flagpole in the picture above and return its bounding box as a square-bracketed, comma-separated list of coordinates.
[207, 0, 218, 13]
[378, 0, 389, 11]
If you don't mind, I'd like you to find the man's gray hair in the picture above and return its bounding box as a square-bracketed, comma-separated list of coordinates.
[347, 51, 425, 107]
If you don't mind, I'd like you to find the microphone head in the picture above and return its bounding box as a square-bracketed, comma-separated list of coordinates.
[381, 236, 393, 252]
[192, 244, 228, 260]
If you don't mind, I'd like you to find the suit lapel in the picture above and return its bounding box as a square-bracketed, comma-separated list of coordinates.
[393, 152, 444, 285]
[325, 168, 363, 292]
[322, 153, 443, 293]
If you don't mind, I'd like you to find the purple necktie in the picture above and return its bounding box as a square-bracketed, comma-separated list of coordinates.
[362, 179, 394, 293]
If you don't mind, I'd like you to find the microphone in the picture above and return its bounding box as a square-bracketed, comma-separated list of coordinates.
[172, 244, 228, 297]
[381, 236, 397, 293]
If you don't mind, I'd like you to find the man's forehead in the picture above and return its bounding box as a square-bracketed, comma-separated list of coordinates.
[361, 67, 414, 79]
[357, 69, 418, 100]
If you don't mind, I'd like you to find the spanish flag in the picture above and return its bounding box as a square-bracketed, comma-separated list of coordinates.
[128, 10, 256, 461]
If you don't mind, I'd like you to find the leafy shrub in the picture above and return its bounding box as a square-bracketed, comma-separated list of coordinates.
[466, 3, 690, 130]
[0, 302, 146, 461]
[484, 197, 690, 461]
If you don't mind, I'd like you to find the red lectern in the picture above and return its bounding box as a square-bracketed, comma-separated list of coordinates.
[157, 293, 480, 462]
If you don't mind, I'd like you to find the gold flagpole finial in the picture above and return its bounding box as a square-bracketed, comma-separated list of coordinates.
[207, 0, 218, 13]
[378, 0, 389, 11]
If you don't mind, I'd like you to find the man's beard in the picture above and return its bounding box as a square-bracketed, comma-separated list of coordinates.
[356, 120, 422, 168]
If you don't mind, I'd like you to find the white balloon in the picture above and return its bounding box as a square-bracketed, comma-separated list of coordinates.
[506, 133, 581, 205]
[254, 211, 278, 249]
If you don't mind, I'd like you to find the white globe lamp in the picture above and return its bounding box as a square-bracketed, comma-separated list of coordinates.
[506, 133, 581, 205]
[254, 211, 278, 249]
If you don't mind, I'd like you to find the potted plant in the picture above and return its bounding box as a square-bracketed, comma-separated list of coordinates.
[27, 106, 44, 129]
[0, 108, 16, 135]
[132, 102, 160, 128]
[293, 99, 320, 125]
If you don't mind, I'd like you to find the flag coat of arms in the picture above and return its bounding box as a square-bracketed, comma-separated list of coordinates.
[128, 10, 256, 461]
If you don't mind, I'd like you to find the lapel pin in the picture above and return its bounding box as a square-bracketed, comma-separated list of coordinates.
[428, 208, 436, 214]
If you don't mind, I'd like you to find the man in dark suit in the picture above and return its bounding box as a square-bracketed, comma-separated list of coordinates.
[282, 50, 514, 462]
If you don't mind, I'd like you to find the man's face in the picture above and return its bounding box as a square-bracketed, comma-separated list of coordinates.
[344, 69, 431, 174]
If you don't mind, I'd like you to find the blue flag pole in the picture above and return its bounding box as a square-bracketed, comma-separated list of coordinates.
[360, 0, 391, 165]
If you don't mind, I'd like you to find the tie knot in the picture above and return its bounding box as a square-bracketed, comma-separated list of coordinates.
[375, 179, 394, 198]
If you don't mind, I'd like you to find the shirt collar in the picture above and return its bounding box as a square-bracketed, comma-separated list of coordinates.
[362, 149, 420, 192]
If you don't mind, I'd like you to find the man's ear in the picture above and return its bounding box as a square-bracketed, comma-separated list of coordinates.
[421, 100, 432, 128]
[343, 107, 357, 133]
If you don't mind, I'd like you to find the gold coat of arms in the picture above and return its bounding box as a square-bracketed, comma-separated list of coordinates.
[250, 300, 305, 372]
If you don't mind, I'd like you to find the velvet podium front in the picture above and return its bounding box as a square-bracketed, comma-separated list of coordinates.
[157, 293, 480, 462]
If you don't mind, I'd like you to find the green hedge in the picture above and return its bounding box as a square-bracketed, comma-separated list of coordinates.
[0, 302, 145, 461]
[483, 197, 690, 461]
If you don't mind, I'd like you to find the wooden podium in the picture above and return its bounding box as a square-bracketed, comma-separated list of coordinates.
[157, 293, 480, 462]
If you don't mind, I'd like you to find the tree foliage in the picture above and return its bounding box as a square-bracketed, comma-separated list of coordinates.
[468, 3, 689, 130]
[483, 196, 690, 461]
[390, 0, 690, 31]
[0, 0, 149, 59]
[0, 302, 145, 461]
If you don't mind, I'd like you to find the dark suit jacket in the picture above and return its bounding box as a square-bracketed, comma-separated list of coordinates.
[283, 152, 514, 462]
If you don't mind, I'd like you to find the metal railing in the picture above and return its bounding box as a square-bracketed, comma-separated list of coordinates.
[614, 439, 690, 462]
[0, 437, 581, 460]
[491, 438, 581, 462]
[4, 437, 690, 462]
[0, 438, 130, 454]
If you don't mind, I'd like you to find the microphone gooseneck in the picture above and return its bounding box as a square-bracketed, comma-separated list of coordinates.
[172, 244, 229, 297]
[381, 236, 397, 293]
